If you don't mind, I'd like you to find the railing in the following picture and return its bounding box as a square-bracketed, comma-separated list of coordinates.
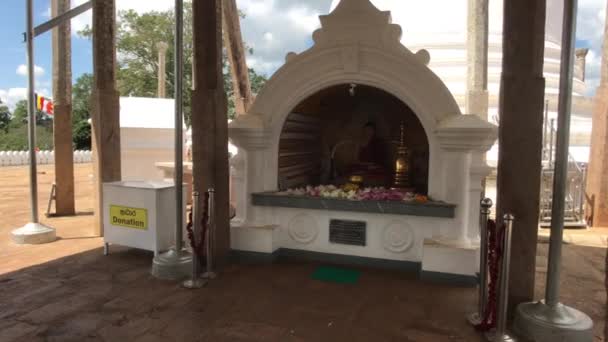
[540, 107, 587, 225]
[0, 150, 93, 166]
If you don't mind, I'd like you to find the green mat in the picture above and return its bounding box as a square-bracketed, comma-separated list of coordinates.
[311, 266, 360, 284]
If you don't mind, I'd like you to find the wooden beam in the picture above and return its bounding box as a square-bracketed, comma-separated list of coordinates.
[192, 0, 230, 265]
[91, 0, 121, 236]
[496, 0, 546, 316]
[51, 0, 75, 215]
[222, 0, 253, 115]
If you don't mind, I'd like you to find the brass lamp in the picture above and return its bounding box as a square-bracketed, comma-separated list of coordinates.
[392, 122, 411, 190]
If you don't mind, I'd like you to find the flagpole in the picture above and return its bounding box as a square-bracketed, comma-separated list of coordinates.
[151, 0, 192, 280]
[11, 0, 56, 244]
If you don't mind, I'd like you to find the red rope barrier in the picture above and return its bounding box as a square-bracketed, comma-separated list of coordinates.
[186, 192, 209, 260]
[475, 219, 506, 331]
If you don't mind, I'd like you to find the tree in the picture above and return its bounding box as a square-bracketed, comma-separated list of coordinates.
[79, 2, 267, 124]
[0, 100, 54, 150]
[72, 73, 93, 125]
[71, 73, 93, 149]
[0, 101, 10, 133]
[11, 100, 28, 127]
[10, 99, 51, 128]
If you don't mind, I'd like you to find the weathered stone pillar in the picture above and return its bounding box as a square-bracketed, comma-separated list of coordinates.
[156, 41, 168, 98]
[223, 0, 253, 115]
[91, 0, 121, 236]
[575, 48, 588, 81]
[51, 0, 75, 215]
[465, 0, 489, 118]
[586, 2, 608, 228]
[496, 0, 546, 314]
[192, 0, 231, 264]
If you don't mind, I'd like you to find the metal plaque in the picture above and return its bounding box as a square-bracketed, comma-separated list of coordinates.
[329, 219, 366, 246]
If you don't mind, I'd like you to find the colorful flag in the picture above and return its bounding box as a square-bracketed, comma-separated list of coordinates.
[35, 94, 54, 116]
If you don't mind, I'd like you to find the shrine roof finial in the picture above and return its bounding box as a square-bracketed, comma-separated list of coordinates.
[313, 0, 402, 49]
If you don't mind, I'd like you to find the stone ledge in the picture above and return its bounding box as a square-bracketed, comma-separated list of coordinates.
[251, 192, 456, 218]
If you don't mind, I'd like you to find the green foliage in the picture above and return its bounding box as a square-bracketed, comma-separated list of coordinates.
[73, 120, 91, 150]
[72, 73, 93, 124]
[0, 124, 53, 151]
[0, 102, 10, 133]
[11, 100, 28, 127]
[10, 100, 52, 128]
[71, 73, 93, 149]
[79, 2, 267, 124]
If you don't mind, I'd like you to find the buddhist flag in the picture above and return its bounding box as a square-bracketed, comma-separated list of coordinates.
[35, 94, 54, 116]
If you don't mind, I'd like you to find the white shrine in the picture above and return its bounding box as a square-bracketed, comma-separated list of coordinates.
[228, 0, 497, 281]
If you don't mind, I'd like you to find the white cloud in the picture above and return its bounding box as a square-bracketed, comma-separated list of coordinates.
[71, 0, 175, 36]
[238, 0, 328, 77]
[0, 88, 28, 110]
[16, 64, 45, 77]
[0, 88, 52, 111]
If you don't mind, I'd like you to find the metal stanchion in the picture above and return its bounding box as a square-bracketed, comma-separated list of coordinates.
[467, 198, 493, 325]
[183, 191, 207, 289]
[202, 188, 217, 279]
[486, 214, 516, 342]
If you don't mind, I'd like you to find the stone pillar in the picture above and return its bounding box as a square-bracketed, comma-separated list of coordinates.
[91, 0, 121, 236]
[443, 151, 472, 244]
[465, 0, 489, 118]
[575, 48, 589, 81]
[586, 2, 608, 228]
[156, 42, 168, 98]
[496, 0, 546, 314]
[191, 0, 231, 265]
[51, 0, 75, 215]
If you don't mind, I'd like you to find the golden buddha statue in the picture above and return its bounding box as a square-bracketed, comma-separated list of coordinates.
[392, 122, 412, 190]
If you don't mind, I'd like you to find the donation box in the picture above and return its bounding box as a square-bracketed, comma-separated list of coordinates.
[103, 181, 186, 255]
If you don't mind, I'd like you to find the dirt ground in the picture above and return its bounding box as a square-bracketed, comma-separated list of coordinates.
[0, 164, 606, 341]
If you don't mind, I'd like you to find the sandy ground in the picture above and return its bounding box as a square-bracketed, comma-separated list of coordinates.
[0, 164, 606, 341]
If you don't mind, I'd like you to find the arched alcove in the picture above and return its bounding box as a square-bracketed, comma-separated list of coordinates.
[278, 84, 429, 194]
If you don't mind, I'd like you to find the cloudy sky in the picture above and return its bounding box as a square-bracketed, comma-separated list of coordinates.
[0, 0, 605, 110]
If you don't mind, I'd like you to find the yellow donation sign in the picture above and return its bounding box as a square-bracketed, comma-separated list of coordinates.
[109, 205, 148, 230]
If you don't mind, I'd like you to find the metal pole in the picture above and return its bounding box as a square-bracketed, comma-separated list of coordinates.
[543, 100, 549, 160]
[26, 0, 38, 223]
[493, 214, 514, 341]
[546, 0, 577, 307]
[478, 198, 492, 318]
[549, 119, 555, 166]
[183, 191, 206, 288]
[580, 165, 587, 221]
[468, 198, 493, 325]
[203, 188, 217, 279]
[150, 0, 191, 279]
[174, 0, 184, 252]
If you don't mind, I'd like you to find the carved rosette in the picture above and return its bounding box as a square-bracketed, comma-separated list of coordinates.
[288, 214, 319, 244]
[383, 221, 415, 253]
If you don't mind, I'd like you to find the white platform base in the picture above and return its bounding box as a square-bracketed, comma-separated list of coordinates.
[421, 238, 479, 277]
[230, 223, 279, 254]
[230, 221, 480, 284]
[11, 222, 56, 245]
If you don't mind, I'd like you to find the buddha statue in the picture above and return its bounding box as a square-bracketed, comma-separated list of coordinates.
[342, 122, 390, 187]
